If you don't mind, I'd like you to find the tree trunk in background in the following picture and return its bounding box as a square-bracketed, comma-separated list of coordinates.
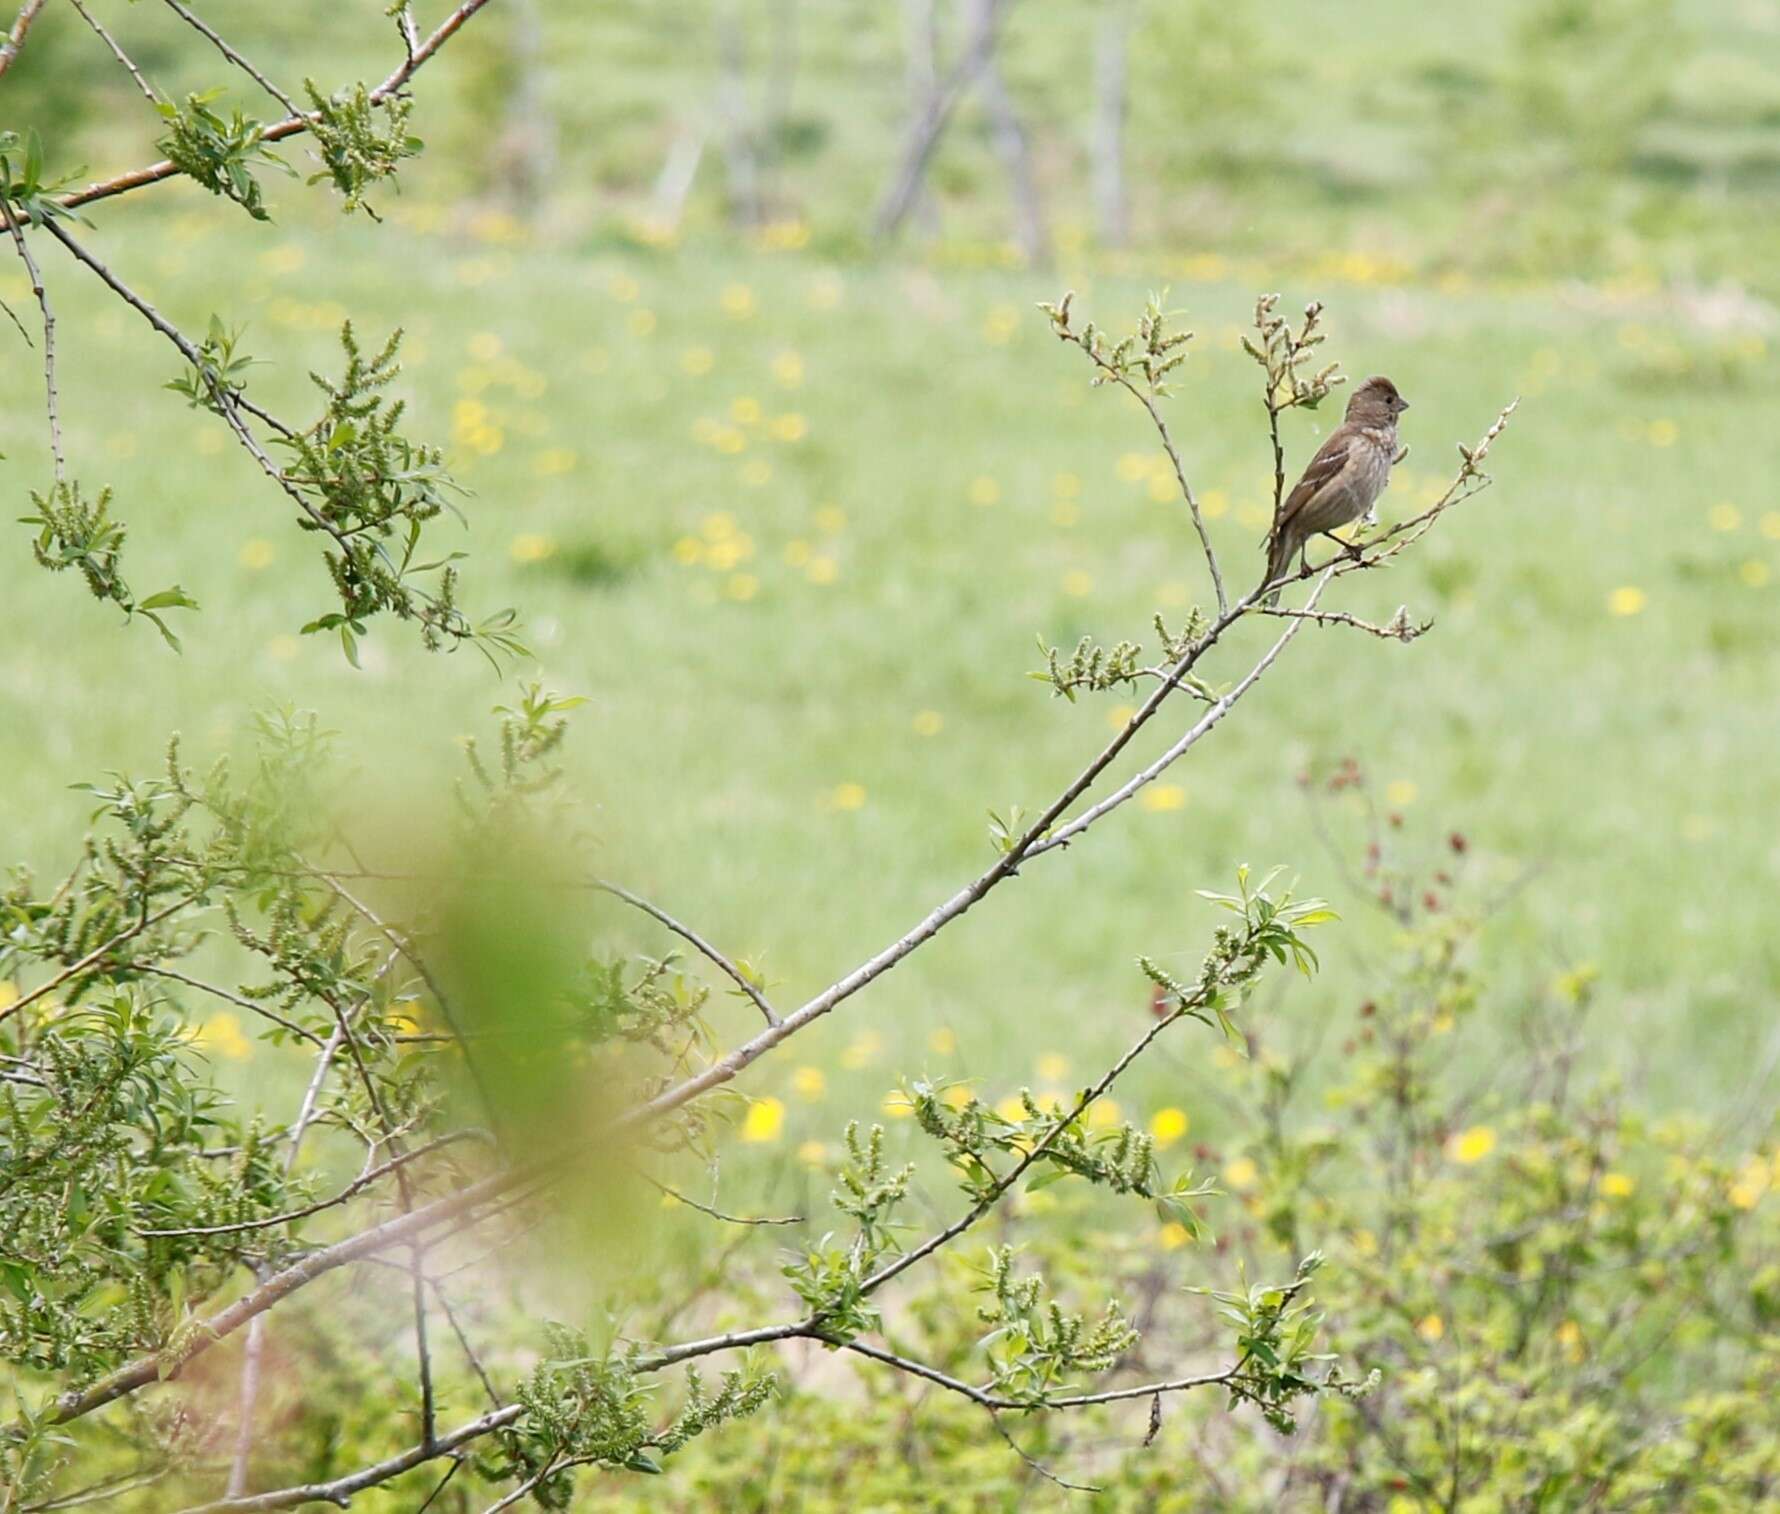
[498, 0, 556, 212]
[900, 0, 943, 236]
[1092, 0, 1130, 248]
[762, 0, 800, 215]
[650, 131, 706, 236]
[873, 0, 1004, 243]
[976, 1, 1048, 266]
[717, 5, 762, 227]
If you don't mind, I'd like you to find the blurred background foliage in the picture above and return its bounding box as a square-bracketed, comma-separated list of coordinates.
[4, 0, 1780, 1504]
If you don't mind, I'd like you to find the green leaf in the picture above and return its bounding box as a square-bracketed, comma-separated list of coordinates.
[139, 612, 183, 653]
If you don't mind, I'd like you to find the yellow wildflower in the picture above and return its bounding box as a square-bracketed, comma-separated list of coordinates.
[740, 1097, 784, 1143]
[1150, 1107, 1189, 1148]
[1450, 1126, 1497, 1164]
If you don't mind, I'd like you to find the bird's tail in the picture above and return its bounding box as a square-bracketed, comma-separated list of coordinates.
[1256, 530, 1293, 607]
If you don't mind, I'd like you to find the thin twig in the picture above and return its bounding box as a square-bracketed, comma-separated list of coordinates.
[1043, 303, 1225, 613]
[0, 290, 30, 344]
[60, 0, 497, 211]
[0, 894, 199, 1026]
[313, 873, 501, 1136]
[1260, 603, 1429, 642]
[645, 1173, 803, 1227]
[139, 1131, 487, 1236]
[991, 1413, 1102, 1493]
[412, 1459, 462, 1514]
[160, 0, 300, 115]
[599, 880, 780, 1026]
[393, 0, 420, 64]
[476, 1455, 561, 1514]
[1091, 355, 1228, 615]
[0, 191, 62, 483]
[126, 963, 326, 1047]
[430, 1278, 502, 1409]
[22, 1468, 169, 1511]
[65, 0, 160, 105]
[34, 217, 362, 561]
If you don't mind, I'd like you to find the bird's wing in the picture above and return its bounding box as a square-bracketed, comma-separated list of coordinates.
[1274, 429, 1355, 536]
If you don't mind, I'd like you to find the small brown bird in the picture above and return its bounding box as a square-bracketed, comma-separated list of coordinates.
[1259, 375, 1409, 603]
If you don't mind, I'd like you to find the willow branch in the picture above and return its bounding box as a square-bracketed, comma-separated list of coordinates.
[22, 354, 1510, 1442]
[1025, 576, 1329, 858]
[35, 217, 361, 562]
[172, 1320, 1244, 1512]
[138, 1130, 487, 1237]
[862, 993, 1209, 1297]
[0, 894, 200, 1026]
[125, 963, 326, 1048]
[59, 0, 496, 212]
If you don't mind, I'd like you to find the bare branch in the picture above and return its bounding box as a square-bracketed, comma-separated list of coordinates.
[598, 880, 781, 1026]
[831, 1334, 1003, 1407]
[991, 1413, 1102, 1493]
[1047, 302, 1228, 615]
[0, 191, 63, 484]
[1260, 603, 1430, 642]
[65, 0, 160, 105]
[125, 963, 327, 1047]
[0, 0, 47, 80]
[645, 1173, 803, 1228]
[173, 1402, 524, 1513]
[160, 0, 299, 115]
[873, 0, 1004, 241]
[225, 1313, 264, 1499]
[1027, 576, 1331, 857]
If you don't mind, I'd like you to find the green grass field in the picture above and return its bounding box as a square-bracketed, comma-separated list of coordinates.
[9, 3, 1780, 1505]
[3, 0, 1779, 1187]
[4, 206, 1778, 1137]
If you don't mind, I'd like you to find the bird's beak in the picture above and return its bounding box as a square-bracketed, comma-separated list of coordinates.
[1399, 399, 1411, 410]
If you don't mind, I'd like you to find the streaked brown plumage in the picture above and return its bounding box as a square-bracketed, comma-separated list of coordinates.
[1259, 375, 1409, 603]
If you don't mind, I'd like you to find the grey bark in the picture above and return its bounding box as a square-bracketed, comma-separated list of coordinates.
[873, 0, 1006, 243]
[1092, 0, 1130, 247]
